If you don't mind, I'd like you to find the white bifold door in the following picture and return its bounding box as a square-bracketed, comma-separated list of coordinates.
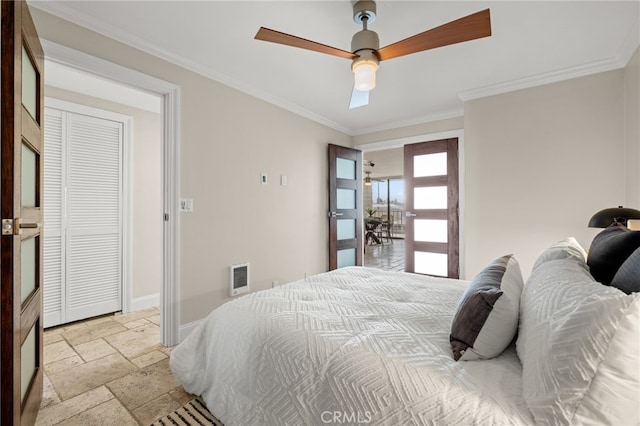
[43, 104, 123, 328]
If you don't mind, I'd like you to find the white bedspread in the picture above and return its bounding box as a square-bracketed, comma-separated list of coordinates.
[170, 267, 533, 425]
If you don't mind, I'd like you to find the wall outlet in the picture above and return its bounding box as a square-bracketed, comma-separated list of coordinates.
[180, 198, 193, 212]
[271, 280, 279, 288]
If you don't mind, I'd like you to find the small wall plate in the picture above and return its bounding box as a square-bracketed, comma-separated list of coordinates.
[230, 262, 249, 296]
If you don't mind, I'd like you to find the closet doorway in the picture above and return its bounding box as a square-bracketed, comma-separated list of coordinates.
[43, 41, 180, 345]
[42, 61, 164, 329]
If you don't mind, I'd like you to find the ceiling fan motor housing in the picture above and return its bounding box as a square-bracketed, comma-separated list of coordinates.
[351, 29, 380, 54]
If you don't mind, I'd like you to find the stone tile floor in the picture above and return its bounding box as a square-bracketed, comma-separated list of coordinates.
[37, 306, 194, 425]
[364, 238, 404, 272]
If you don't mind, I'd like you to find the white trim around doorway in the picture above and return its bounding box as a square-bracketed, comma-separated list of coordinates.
[41, 39, 181, 346]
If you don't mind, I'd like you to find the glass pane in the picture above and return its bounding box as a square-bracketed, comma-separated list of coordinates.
[22, 47, 37, 120]
[336, 158, 356, 180]
[337, 219, 356, 240]
[21, 237, 37, 304]
[337, 188, 355, 210]
[337, 248, 356, 268]
[415, 252, 448, 276]
[415, 219, 448, 243]
[414, 186, 447, 209]
[414, 152, 446, 178]
[21, 324, 37, 403]
[22, 144, 37, 208]
[371, 180, 388, 212]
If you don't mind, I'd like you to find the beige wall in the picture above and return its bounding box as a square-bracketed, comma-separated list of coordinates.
[352, 117, 464, 146]
[624, 47, 640, 207]
[45, 86, 163, 300]
[356, 68, 634, 279]
[464, 70, 626, 278]
[32, 9, 351, 325]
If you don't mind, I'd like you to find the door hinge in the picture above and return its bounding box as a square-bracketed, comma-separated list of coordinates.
[2, 218, 14, 235]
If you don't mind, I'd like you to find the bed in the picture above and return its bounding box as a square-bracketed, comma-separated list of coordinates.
[170, 237, 640, 425]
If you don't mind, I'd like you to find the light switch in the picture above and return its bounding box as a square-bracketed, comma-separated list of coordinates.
[180, 198, 193, 212]
[280, 175, 287, 186]
[260, 173, 268, 185]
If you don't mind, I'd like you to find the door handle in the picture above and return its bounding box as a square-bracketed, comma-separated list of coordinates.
[405, 212, 417, 217]
[2, 218, 39, 235]
[328, 212, 344, 218]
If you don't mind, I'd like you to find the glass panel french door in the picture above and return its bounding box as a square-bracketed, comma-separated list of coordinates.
[404, 138, 459, 278]
[328, 144, 363, 270]
[1, 2, 45, 424]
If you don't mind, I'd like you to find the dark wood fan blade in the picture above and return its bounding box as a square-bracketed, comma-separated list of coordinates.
[255, 27, 357, 59]
[377, 9, 491, 61]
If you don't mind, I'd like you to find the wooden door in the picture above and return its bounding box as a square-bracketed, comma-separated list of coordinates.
[328, 144, 363, 270]
[404, 139, 459, 278]
[1, 1, 45, 424]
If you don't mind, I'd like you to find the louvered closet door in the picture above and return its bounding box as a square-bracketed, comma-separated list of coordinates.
[66, 112, 122, 322]
[43, 108, 65, 327]
[42, 107, 122, 327]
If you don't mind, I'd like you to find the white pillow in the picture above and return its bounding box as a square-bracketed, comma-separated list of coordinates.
[517, 257, 639, 424]
[531, 237, 587, 271]
[572, 298, 640, 424]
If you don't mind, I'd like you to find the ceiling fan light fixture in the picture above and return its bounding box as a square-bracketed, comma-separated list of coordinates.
[352, 50, 379, 92]
[353, 60, 378, 91]
[364, 171, 372, 186]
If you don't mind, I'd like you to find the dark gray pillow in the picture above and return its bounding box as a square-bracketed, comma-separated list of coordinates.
[610, 247, 640, 294]
[587, 224, 640, 285]
[450, 254, 523, 361]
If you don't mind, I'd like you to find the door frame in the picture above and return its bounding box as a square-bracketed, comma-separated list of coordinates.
[354, 129, 466, 279]
[40, 40, 181, 345]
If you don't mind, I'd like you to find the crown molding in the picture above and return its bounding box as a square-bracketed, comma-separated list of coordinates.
[459, 20, 639, 103]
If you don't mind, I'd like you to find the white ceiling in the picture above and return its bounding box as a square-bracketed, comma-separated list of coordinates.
[30, 1, 639, 136]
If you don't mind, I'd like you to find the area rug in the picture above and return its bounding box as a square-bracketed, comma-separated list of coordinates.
[151, 397, 223, 426]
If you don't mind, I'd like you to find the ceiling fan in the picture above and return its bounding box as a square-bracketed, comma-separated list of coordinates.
[255, 1, 491, 109]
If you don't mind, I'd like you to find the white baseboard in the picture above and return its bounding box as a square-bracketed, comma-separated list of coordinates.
[179, 319, 204, 343]
[130, 293, 160, 312]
